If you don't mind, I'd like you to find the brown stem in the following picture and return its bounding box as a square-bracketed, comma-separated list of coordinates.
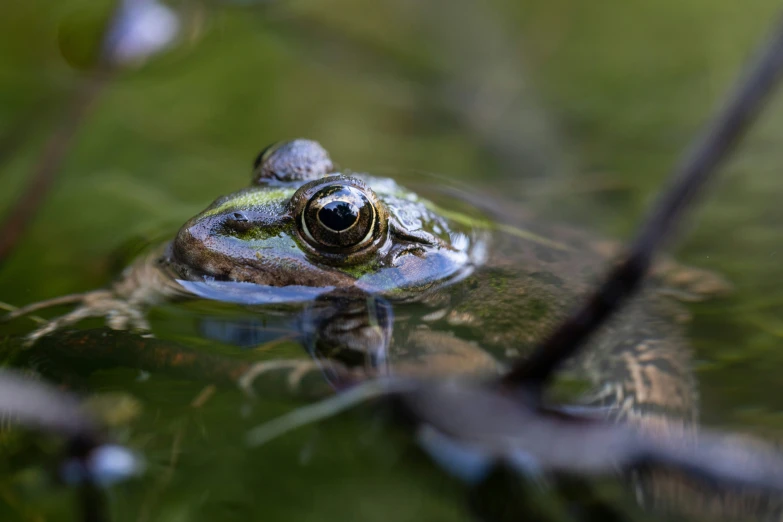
[0, 71, 111, 265]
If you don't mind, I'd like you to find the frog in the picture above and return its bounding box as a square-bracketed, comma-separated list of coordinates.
[6, 138, 729, 428]
[5, 138, 737, 516]
[6, 139, 486, 344]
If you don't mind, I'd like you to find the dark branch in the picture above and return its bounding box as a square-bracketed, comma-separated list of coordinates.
[401, 379, 783, 493]
[502, 15, 783, 391]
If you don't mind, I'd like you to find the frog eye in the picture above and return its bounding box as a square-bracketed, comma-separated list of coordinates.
[300, 185, 377, 249]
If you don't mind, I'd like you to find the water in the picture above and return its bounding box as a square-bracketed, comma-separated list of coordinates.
[3, 0, 783, 520]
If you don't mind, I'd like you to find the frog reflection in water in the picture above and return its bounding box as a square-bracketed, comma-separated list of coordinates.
[10, 139, 729, 440]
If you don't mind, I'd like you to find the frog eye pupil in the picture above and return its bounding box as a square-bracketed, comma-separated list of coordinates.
[318, 201, 359, 232]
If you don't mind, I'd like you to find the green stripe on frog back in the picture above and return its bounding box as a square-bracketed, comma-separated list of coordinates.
[201, 189, 296, 219]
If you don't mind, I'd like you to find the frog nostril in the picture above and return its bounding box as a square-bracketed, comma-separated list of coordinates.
[224, 211, 253, 233]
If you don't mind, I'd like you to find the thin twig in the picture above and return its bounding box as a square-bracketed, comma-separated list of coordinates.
[0, 71, 111, 265]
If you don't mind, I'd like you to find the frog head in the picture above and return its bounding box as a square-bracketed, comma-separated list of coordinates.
[168, 140, 484, 300]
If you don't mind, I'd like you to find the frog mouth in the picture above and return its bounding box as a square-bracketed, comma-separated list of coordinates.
[169, 229, 479, 302]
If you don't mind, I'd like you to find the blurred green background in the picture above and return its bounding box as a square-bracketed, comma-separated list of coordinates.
[3, 0, 783, 520]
